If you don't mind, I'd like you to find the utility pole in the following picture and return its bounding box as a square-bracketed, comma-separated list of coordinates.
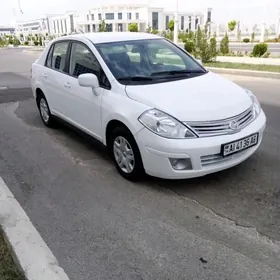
[173, 0, 179, 44]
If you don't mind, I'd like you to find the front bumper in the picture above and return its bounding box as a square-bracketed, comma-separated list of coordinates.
[135, 110, 266, 179]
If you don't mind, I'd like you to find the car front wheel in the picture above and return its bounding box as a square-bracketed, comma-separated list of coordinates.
[110, 126, 145, 181]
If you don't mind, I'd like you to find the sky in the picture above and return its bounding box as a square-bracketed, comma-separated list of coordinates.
[1, 0, 280, 27]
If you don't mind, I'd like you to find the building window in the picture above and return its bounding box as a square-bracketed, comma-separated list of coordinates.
[106, 24, 113, 32]
[105, 13, 114, 20]
[165, 15, 169, 30]
[127, 13, 131, 20]
[118, 23, 123, 32]
[189, 16, 191, 30]
[98, 13, 102, 20]
[152, 12, 158, 30]
[57, 21, 60, 33]
[87, 14, 89, 21]
[87, 25, 90, 32]
[118, 13, 122, 20]
[136, 13, 139, 20]
[64, 20, 67, 33]
[92, 24, 96, 32]
[180, 16, 184, 30]
[207, 10, 211, 23]
[61, 20, 64, 33]
[195, 17, 199, 30]
[91, 14, 94, 21]
[70, 15, 74, 33]
[53, 21, 56, 33]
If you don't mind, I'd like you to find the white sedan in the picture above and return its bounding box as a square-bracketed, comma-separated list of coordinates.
[31, 32, 266, 181]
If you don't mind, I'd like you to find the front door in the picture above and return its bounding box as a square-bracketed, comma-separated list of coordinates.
[62, 41, 108, 140]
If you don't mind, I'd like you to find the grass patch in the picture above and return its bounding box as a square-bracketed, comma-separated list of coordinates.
[204, 62, 280, 73]
[0, 230, 25, 280]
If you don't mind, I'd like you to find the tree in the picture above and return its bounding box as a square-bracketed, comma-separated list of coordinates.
[192, 25, 217, 63]
[99, 19, 107, 32]
[168, 20, 174, 31]
[128, 23, 138, 32]
[251, 32, 255, 42]
[220, 33, 229, 55]
[228, 20, 237, 32]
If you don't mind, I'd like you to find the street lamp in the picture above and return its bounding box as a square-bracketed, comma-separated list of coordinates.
[173, 0, 179, 44]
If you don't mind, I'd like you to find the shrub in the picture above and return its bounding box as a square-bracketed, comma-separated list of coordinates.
[151, 29, 158, 35]
[33, 41, 39, 46]
[128, 23, 138, 32]
[252, 43, 268, 57]
[220, 33, 229, 55]
[24, 41, 29, 46]
[161, 31, 173, 40]
[8, 37, 14, 45]
[146, 24, 152, 33]
[13, 38, 20, 46]
[167, 20, 174, 31]
[184, 39, 195, 53]
[243, 38, 250, 43]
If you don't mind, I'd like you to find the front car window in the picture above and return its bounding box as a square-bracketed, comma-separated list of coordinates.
[51, 42, 69, 72]
[95, 38, 206, 85]
[69, 42, 110, 88]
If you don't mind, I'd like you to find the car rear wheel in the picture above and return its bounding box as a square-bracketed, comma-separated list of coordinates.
[110, 126, 145, 181]
[38, 94, 55, 127]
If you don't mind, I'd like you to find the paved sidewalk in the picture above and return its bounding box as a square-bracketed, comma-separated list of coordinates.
[216, 56, 280, 65]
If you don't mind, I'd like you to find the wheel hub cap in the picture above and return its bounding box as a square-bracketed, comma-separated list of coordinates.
[113, 136, 135, 173]
[40, 99, 49, 123]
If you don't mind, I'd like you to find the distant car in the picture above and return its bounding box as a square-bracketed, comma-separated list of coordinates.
[31, 32, 266, 181]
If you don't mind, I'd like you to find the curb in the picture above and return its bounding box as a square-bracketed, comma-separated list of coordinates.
[206, 67, 280, 79]
[0, 177, 70, 280]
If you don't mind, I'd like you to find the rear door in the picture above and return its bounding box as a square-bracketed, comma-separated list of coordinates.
[41, 40, 70, 116]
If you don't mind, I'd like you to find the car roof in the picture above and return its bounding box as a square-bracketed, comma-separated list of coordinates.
[56, 32, 161, 44]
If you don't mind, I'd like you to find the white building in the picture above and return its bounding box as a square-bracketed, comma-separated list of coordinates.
[77, 4, 209, 33]
[0, 26, 15, 36]
[15, 4, 212, 36]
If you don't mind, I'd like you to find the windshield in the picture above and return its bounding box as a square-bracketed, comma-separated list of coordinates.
[95, 38, 207, 85]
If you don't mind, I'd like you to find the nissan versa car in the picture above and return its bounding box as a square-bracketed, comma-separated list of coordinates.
[31, 32, 266, 181]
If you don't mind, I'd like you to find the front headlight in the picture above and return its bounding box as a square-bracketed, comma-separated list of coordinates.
[138, 109, 197, 139]
[244, 89, 261, 118]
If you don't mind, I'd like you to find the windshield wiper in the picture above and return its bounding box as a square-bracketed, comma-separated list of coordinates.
[151, 69, 205, 76]
[117, 76, 153, 81]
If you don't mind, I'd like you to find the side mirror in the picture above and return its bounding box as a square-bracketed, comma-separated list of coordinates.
[78, 73, 99, 88]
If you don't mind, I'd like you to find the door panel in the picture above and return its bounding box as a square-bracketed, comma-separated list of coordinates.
[41, 41, 70, 115]
[63, 41, 109, 140]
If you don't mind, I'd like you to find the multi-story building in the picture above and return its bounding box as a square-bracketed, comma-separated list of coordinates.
[15, 5, 212, 36]
[77, 4, 208, 33]
[0, 26, 15, 36]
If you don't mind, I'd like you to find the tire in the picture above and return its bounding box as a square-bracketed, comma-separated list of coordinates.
[37, 93, 55, 127]
[109, 126, 145, 181]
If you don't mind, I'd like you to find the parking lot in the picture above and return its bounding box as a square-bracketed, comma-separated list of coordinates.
[0, 48, 280, 279]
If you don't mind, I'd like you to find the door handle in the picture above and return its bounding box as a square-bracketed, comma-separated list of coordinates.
[64, 82, 71, 89]
[42, 73, 47, 78]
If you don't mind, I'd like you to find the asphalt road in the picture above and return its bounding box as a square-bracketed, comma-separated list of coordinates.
[229, 43, 280, 53]
[0, 48, 280, 280]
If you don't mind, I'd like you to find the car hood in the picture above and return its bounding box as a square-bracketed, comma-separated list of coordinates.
[125, 72, 252, 122]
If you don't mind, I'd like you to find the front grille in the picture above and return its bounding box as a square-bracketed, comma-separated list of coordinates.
[201, 149, 250, 167]
[185, 106, 254, 137]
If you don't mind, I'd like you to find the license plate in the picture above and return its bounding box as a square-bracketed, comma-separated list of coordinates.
[221, 133, 259, 157]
